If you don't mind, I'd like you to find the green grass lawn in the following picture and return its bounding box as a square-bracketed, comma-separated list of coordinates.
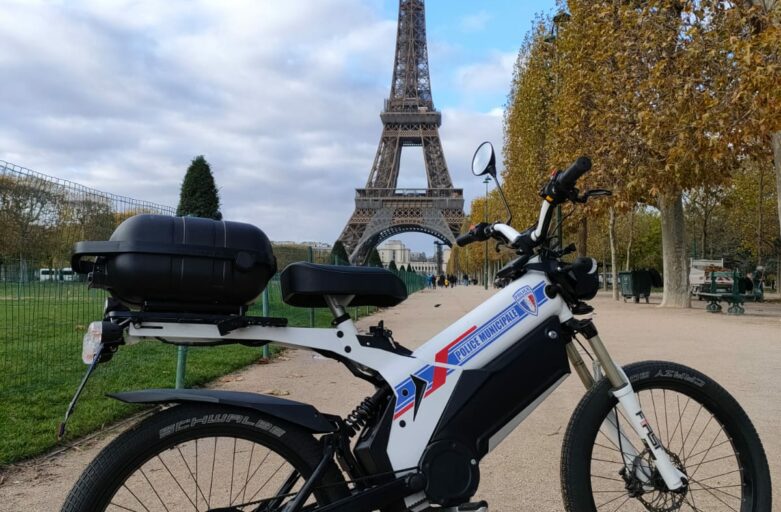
[0, 279, 376, 465]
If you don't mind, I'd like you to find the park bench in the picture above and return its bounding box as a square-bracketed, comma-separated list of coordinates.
[697, 269, 762, 315]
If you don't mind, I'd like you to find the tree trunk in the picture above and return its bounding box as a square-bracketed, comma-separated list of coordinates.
[625, 208, 635, 271]
[773, 132, 781, 261]
[757, 164, 765, 265]
[658, 191, 691, 308]
[702, 216, 708, 259]
[577, 217, 588, 257]
[609, 207, 619, 300]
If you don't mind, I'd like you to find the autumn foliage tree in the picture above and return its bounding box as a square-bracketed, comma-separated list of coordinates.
[493, 0, 780, 307]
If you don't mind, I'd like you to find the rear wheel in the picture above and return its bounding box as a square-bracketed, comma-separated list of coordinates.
[62, 404, 348, 511]
[561, 361, 771, 511]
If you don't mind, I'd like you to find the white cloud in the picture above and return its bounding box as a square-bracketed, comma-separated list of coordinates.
[460, 10, 492, 32]
[0, 0, 398, 243]
[0, 0, 507, 248]
[439, 108, 505, 213]
[455, 51, 516, 95]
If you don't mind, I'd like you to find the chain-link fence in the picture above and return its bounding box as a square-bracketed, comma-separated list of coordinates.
[0, 160, 430, 463]
[0, 162, 429, 392]
[1, 160, 178, 393]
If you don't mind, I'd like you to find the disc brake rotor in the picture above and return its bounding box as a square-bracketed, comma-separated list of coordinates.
[620, 449, 688, 512]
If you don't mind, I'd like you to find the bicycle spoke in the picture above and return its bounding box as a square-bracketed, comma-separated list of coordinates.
[242, 439, 256, 503]
[663, 389, 670, 445]
[108, 502, 142, 512]
[688, 481, 740, 511]
[208, 436, 217, 507]
[588, 385, 747, 512]
[246, 460, 289, 503]
[118, 484, 150, 512]
[688, 428, 728, 480]
[685, 414, 714, 462]
[136, 467, 170, 512]
[595, 490, 629, 509]
[680, 404, 704, 464]
[230, 448, 273, 504]
[686, 439, 731, 461]
[155, 454, 198, 509]
[609, 495, 631, 511]
[229, 437, 237, 506]
[174, 443, 209, 506]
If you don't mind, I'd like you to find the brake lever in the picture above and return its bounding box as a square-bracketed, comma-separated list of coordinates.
[579, 189, 612, 202]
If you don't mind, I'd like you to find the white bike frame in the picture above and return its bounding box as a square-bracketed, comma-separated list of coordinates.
[125, 222, 686, 505]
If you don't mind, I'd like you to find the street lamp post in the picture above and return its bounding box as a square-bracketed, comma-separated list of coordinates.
[483, 176, 491, 290]
[546, 11, 570, 251]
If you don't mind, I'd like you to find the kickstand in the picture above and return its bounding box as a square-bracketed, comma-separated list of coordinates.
[58, 346, 103, 440]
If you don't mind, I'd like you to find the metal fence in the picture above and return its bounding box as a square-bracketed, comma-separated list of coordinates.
[0, 160, 429, 396]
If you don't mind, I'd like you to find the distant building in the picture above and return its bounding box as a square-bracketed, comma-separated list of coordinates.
[300, 241, 332, 249]
[377, 239, 451, 274]
[378, 240, 411, 267]
[442, 247, 451, 271]
[410, 261, 439, 274]
[274, 241, 332, 250]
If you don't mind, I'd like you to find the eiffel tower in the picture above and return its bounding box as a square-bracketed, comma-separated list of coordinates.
[337, 0, 464, 264]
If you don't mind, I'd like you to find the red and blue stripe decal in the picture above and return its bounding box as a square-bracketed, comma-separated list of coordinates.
[393, 282, 548, 420]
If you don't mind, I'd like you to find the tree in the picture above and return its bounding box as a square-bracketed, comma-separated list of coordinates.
[388, 260, 398, 271]
[330, 240, 350, 265]
[742, 0, 781, 260]
[0, 175, 60, 263]
[367, 248, 383, 268]
[176, 156, 222, 220]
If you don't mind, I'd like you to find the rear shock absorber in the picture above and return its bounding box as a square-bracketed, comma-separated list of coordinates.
[344, 388, 387, 437]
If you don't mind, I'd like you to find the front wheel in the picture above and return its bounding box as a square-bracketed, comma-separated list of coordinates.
[61, 404, 348, 511]
[561, 361, 771, 511]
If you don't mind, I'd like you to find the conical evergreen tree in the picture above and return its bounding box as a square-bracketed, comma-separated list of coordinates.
[330, 241, 350, 265]
[388, 260, 398, 271]
[367, 249, 383, 268]
[177, 155, 222, 220]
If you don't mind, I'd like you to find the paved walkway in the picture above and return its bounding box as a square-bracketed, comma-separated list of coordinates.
[1, 287, 779, 510]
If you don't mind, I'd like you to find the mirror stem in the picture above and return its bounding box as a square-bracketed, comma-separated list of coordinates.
[492, 174, 513, 225]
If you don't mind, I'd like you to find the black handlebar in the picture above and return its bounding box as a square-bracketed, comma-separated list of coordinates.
[456, 222, 492, 247]
[456, 232, 477, 247]
[459, 156, 596, 250]
[556, 156, 592, 189]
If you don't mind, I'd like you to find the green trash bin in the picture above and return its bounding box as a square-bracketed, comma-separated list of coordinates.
[618, 270, 652, 303]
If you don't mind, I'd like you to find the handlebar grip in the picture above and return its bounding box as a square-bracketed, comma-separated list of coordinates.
[556, 156, 592, 189]
[456, 232, 477, 247]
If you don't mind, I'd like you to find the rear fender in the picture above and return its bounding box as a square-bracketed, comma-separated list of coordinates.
[109, 388, 337, 433]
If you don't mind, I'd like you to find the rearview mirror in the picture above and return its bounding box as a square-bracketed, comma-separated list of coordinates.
[472, 141, 496, 177]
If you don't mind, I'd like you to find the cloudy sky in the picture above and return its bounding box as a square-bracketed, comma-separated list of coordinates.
[0, 0, 556, 253]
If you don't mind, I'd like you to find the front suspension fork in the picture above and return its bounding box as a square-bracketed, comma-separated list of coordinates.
[565, 323, 687, 492]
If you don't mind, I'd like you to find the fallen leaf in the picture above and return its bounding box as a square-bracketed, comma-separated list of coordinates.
[262, 388, 290, 397]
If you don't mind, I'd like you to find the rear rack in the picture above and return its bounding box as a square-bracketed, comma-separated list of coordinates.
[106, 310, 288, 336]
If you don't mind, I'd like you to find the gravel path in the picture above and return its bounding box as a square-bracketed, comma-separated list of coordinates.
[0, 287, 778, 511]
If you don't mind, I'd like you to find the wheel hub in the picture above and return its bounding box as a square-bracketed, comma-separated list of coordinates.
[619, 449, 688, 512]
